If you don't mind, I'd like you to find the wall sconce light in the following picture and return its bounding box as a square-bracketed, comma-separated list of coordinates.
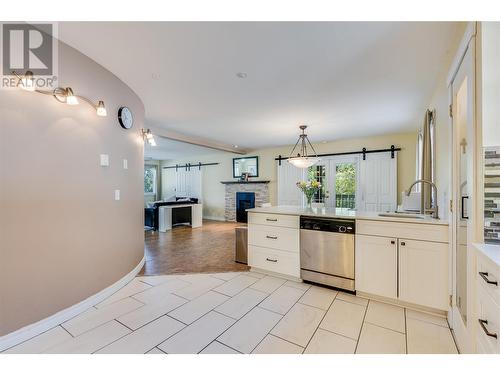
[14, 70, 107, 117]
[141, 129, 157, 146]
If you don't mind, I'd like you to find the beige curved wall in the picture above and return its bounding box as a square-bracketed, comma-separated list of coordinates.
[0, 37, 145, 336]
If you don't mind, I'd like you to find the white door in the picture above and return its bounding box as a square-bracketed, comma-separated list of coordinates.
[175, 168, 202, 199]
[449, 33, 477, 353]
[277, 161, 305, 206]
[358, 153, 397, 212]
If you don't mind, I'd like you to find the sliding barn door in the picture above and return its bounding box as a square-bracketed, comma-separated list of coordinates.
[175, 168, 202, 200]
[359, 153, 397, 212]
[277, 161, 305, 206]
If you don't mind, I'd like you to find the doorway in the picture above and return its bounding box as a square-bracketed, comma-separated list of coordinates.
[449, 33, 478, 353]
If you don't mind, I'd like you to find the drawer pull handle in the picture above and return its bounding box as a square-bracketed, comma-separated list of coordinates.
[390, 240, 395, 245]
[266, 257, 278, 263]
[400, 241, 406, 246]
[478, 319, 498, 339]
[266, 235, 278, 240]
[479, 272, 498, 286]
[266, 218, 278, 222]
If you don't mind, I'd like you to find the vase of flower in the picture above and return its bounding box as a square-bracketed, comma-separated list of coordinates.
[296, 180, 322, 209]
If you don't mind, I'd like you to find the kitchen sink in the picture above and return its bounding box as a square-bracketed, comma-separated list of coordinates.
[378, 212, 426, 219]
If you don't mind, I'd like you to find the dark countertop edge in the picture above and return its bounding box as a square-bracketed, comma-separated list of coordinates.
[220, 180, 270, 184]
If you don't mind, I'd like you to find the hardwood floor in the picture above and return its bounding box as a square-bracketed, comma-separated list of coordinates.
[140, 220, 249, 275]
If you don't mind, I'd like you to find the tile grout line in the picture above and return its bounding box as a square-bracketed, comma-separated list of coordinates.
[89, 319, 134, 354]
[404, 308, 408, 354]
[353, 299, 370, 354]
[209, 283, 309, 354]
[267, 333, 305, 351]
[247, 285, 309, 353]
[156, 297, 239, 353]
[362, 321, 407, 335]
[213, 340, 244, 354]
[299, 291, 338, 354]
[446, 317, 460, 354]
[59, 324, 75, 338]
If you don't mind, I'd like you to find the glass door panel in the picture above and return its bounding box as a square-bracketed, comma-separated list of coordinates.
[334, 162, 357, 209]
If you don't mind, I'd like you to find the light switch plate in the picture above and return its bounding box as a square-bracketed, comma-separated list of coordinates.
[114, 189, 120, 201]
[100, 154, 109, 167]
[123, 159, 128, 169]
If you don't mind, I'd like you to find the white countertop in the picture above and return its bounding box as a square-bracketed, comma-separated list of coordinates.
[473, 243, 500, 267]
[247, 205, 449, 225]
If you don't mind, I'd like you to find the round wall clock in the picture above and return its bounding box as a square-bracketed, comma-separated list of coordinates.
[118, 106, 134, 129]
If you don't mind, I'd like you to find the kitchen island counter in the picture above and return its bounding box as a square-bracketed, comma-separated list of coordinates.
[246, 205, 448, 225]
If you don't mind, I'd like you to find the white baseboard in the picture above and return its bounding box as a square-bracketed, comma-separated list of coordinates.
[203, 216, 226, 221]
[0, 255, 145, 352]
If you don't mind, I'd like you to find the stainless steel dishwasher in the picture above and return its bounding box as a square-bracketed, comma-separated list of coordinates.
[300, 216, 355, 291]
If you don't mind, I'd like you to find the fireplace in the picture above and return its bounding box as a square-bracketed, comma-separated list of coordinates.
[221, 180, 270, 222]
[236, 192, 255, 223]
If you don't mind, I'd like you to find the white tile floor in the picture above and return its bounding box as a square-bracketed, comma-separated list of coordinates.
[2, 271, 459, 354]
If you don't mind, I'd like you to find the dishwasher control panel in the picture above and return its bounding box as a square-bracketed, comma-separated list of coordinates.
[300, 216, 355, 234]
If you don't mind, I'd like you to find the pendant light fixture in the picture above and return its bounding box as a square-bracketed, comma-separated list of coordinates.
[287, 125, 320, 168]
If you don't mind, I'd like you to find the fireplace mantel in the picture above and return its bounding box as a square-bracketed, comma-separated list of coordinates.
[220, 180, 270, 184]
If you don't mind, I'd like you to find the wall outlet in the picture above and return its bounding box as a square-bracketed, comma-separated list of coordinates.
[100, 154, 110, 167]
[123, 159, 128, 169]
[114, 189, 120, 201]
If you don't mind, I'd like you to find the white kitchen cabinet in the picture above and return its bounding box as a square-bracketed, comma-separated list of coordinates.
[356, 219, 449, 311]
[398, 239, 449, 310]
[248, 213, 300, 278]
[355, 234, 397, 299]
[474, 245, 500, 353]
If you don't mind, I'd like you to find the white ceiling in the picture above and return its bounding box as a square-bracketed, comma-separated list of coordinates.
[59, 22, 464, 150]
[144, 136, 228, 160]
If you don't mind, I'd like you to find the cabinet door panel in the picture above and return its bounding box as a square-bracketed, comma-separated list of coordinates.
[398, 239, 448, 310]
[355, 234, 397, 299]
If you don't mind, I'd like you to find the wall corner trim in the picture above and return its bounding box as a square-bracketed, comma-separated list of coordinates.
[0, 255, 145, 352]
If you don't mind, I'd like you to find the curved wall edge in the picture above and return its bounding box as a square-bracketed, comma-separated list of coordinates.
[0, 256, 145, 352]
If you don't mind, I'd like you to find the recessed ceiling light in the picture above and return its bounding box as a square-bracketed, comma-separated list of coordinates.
[236, 72, 247, 79]
[233, 145, 239, 148]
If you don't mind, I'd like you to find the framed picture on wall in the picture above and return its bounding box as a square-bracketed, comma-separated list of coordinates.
[233, 156, 259, 178]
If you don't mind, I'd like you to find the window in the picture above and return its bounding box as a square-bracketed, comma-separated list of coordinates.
[308, 165, 326, 203]
[335, 163, 356, 209]
[144, 166, 157, 195]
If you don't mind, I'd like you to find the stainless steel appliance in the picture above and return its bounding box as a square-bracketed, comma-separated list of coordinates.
[300, 216, 355, 291]
[235, 226, 248, 264]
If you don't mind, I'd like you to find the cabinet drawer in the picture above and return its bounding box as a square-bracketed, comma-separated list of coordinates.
[476, 252, 500, 307]
[248, 224, 299, 253]
[248, 212, 299, 229]
[248, 245, 300, 278]
[357, 220, 449, 243]
[476, 282, 500, 353]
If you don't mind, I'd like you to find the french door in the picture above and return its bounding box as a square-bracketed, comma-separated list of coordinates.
[308, 156, 359, 209]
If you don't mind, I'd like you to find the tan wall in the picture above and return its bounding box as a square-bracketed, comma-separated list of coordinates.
[0, 39, 145, 336]
[163, 132, 417, 220]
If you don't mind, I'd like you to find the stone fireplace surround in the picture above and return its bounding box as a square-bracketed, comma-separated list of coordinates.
[221, 181, 270, 222]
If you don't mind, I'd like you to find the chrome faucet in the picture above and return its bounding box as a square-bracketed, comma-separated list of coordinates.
[406, 179, 439, 219]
